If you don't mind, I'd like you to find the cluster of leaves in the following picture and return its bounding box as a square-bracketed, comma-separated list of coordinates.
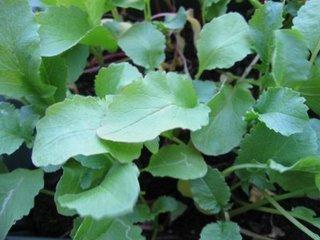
[0, 0, 320, 239]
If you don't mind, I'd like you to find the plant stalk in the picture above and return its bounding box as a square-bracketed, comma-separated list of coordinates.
[263, 192, 320, 240]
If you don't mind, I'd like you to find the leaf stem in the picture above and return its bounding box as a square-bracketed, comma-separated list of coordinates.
[263, 192, 320, 240]
[111, 8, 122, 22]
[195, 69, 203, 80]
[240, 55, 260, 81]
[229, 187, 315, 217]
[310, 40, 320, 65]
[222, 163, 268, 177]
[240, 228, 275, 240]
[151, 216, 159, 240]
[144, 0, 152, 21]
[249, 0, 263, 9]
[40, 189, 55, 197]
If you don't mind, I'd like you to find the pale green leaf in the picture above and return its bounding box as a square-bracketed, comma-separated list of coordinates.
[254, 87, 309, 136]
[144, 137, 160, 154]
[163, 7, 187, 30]
[32, 95, 142, 167]
[291, 207, 320, 229]
[59, 163, 140, 219]
[310, 119, 320, 154]
[95, 63, 142, 97]
[190, 167, 231, 214]
[293, 0, 320, 53]
[0, 103, 39, 155]
[146, 144, 207, 180]
[74, 217, 145, 240]
[236, 123, 318, 188]
[272, 29, 311, 85]
[249, 1, 283, 68]
[192, 83, 254, 156]
[192, 80, 218, 104]
[97, 72, 210, 143]
[62, 45, 89, 84]
[269, 156, 320, 174]
[151, 196, 187, 221]
[55, 161, 109, 216]
[38, 6, 116, 56]
[200, 221, 242, 240]
[197, 13, 251, 74]
[296, 63, 320, 115]
[0, 169, 43, 239]
[0, 0, 55, 107]
[203, 0, 230, 21]
[38, 6, 92, 56]
[111, 0, 144, 10]
[75, 154, 112, 170]
[237, 123, 318, 167]
[118, 22, 166, 69]
[41, 56, 68, 102]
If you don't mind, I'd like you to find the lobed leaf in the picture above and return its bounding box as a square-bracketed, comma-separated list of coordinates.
[146, 144, 208, 180]
[197, 13, 251, 74]
[59, 163, 140, 219]
[97, 72, 210, 143]
[192, 83, 254, 156]
[0, 169, 44, 239]
[253, 87, 309, 136]
[200, 221, 242, 240]
[190, 167, 231, 214]
[118, 22, 166, 69]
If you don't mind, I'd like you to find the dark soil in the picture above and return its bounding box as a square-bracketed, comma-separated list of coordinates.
[7, 0, 320, 239]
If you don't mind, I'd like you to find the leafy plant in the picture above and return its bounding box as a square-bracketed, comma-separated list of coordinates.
[1, 0, 320, 239]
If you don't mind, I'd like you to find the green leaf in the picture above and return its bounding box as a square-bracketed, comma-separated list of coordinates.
[38, 6, 117, 56]
[163, 7, 187, 30]
[41, 56, 68, 102]
[290, 207, 320, 229]
[190, 167, 231, 214]
[146, 144, 207, 180]
[0, 103, 39, 155]
[111, 0, 145, 10]
[74, 217, 145, 240]
[253, 87, 309, 136]
[62, 45, 89, 84]
[32, 95, 142, 167]
[197, 13, 251, 74]
[144, 137, 160, 154]
[293, 0, 320, 54]
[310, 119, 320, 154]
[0, 169, 44, 239]
[296, 63, 320, 115]
[97, 72, 210, 143]
[191, 83, 254, 156]
[203, 0, 230, 21]
[127, 203, 153, 223]
[55, 161, 109, 216]
[249, 1, 283, 68]
[200, 221, 242, 240]
[38, 6, 92, 56]
[55, 161, 87, 216]
[58, 163, 140, 219]
[236, 123, 318, 188]
[192, 80, 218, 104]
[118, 22, 166, 69]
[75, 154, 112, 170]
[269, 156, 320, 174]
[272, 29, 311, 86]
[0, 0, 55, 107]
[151, 196, 187, 221]
[95, 63, 142, 97]
[237, 123, 318, 167]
